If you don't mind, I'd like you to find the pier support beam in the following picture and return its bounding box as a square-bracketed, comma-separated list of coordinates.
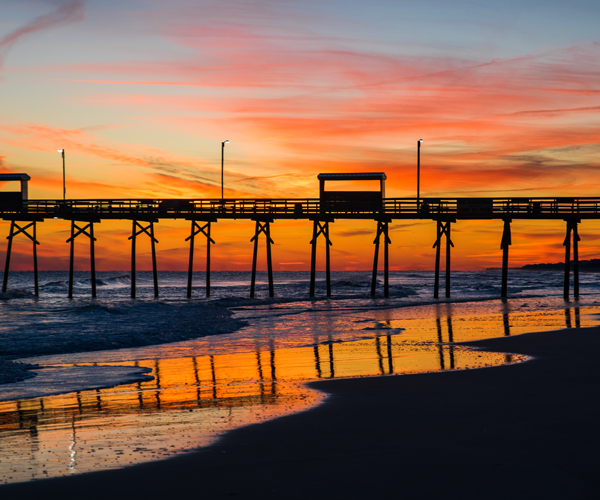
[371, 218, 392, 297]
[432, 219, 454, 298]
[310, 219, 333, 297]
[128, 219, 159, 299]
[563, 218, 581, 300]
[500, 218, 512, 298]
[250, 218, 274, 298]
[185, 219, 216, 298]
[2, 218, 42, 296]
[66, 219, 100, 299]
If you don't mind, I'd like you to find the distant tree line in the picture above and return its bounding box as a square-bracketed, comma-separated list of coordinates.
[521, 259, 600, 271]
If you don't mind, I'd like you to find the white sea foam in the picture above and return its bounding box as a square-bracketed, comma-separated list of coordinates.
[0, 269, 597, 387]
[0, 365, 153, 402]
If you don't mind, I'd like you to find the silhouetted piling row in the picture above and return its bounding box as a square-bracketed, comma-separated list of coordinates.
[1, 211, 585, 301]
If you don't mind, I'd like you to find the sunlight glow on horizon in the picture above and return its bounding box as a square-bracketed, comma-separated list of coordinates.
[1, 0, 599, 270]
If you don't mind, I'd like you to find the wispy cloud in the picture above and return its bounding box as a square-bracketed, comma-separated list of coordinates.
[0, 0, 85, 72]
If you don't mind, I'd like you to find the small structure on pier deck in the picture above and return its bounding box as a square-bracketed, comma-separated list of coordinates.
[312, 173, 390, 297]
[318, 172, 386, 211]
[0, 173, 30, 207]
[1, 173, 38, 295]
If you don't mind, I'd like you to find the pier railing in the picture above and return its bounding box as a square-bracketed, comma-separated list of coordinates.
[2, 197, 600, 220]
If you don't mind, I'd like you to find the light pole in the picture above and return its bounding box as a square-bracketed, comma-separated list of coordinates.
[221, 140, 229, 200]
[417, 139, 423, 209]
[58, 149, 66, 200]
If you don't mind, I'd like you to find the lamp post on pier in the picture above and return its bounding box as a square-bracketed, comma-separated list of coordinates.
[58, 149, 66, 200]
[417, 139, 423, 210]
[221, 140, 229, 200]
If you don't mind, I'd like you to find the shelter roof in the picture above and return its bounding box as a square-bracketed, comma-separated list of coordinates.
[317, 173, 386, 181]
[0, 173, 30, 181]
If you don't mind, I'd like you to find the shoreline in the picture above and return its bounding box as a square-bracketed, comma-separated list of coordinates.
[2, 290, 586, 388]
[2, 325, 599, 499]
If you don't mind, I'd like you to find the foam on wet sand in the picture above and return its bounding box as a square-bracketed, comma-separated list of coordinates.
[0, 365, 153, 402]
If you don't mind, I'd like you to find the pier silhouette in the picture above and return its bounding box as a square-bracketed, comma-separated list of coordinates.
[0, 172, 591, 299]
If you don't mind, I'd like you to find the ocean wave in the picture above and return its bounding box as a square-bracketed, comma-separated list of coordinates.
[0, 289, 35, 300]
[389, 284, 418, 296]
[40, 280, 67, 288]
[97, 275, 131, 286]
[39, 275, 132, 290]
[332, 279, 372, 288]
[68, 303, 129, 315]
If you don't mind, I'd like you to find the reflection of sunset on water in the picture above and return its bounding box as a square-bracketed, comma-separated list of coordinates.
[0, 334, 522, 484]
[1, 300, 598, 483]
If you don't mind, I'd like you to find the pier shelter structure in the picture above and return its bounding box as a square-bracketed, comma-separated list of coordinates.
[0, 171, 591, 300]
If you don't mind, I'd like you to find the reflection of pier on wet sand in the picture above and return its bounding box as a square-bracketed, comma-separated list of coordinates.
[0, 303, 594, 484]
[3, 325, 600, 497]
[0, 323, 527, 483]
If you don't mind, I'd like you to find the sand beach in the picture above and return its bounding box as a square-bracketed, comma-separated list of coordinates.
[2, 323, 599, 499]
[2, 0, 599, 496]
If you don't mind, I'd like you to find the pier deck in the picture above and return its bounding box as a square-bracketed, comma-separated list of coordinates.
[1, 197, 598, 220]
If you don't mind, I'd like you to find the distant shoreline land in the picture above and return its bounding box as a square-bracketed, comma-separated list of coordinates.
[486, 259, 600, 271]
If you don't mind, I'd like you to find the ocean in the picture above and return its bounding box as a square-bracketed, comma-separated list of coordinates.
[1, 269, 599, 483]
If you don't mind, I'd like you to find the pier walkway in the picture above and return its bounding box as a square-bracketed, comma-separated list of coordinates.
[1, 196, 599, 220]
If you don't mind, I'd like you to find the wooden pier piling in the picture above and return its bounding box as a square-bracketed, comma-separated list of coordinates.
[250, 218, 274, 298]
[151, 222, 158, 298]
[128, 219, 159, 299]
[371, 219, 391, 297]
[434, 223, 441, 298]
[90, 222, 96, 297]
[130, 221, 136, 299]
[563, 218, 581, 300]
[186, 219, 216, 298]
[574, 222, 580, 299]
[500, 218, 512, 298]
[33, 221, 39, 297]
[69, 221, 74, 298]
[309, 219, 333, 297]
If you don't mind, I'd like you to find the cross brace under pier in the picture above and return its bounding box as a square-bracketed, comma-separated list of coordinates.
[371, 219, 392, 297]
[2, 219, 41, 296]
[66, 219, 100, 298]
[186, 219, 216, 298]
[433, 220, 454, 298]
[310, 219, 333, 297]
[250, 219, 274, 298]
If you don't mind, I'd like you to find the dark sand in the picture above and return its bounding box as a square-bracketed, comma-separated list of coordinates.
[3, 326, 600, 499]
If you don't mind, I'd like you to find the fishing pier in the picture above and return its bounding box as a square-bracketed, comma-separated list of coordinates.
[0, 172, 592, 300]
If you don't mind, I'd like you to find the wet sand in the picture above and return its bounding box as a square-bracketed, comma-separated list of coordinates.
[2, 325, 599, 499]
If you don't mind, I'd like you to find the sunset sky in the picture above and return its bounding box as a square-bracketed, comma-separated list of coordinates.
[1, 0, 600, 272]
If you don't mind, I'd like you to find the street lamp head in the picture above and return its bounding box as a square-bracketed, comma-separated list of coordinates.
[58, 149, 64, 153]
[223, 140, 229, 145]
[418, 139, 423, 143]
